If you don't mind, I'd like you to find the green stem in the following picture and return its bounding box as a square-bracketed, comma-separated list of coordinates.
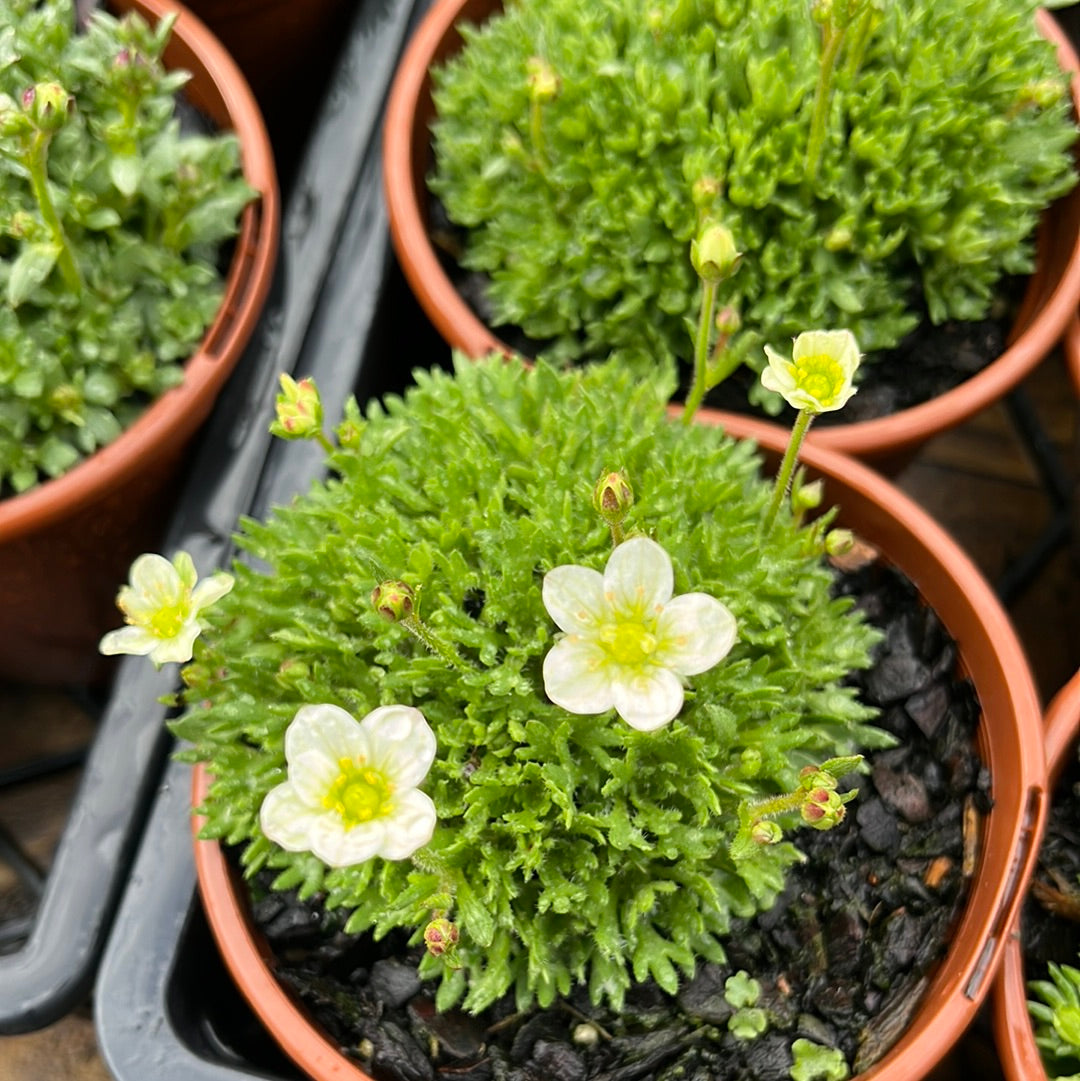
[529, 99, 545, 162]
[804, 25, 846, 184]
[27, 133, 81, 295]
[609, 521, 625, 547]
[763, 409, 815, 533]
[403, 614, 468, 671]
[315, 430, 336, 455]
[681, 278, 719, 425]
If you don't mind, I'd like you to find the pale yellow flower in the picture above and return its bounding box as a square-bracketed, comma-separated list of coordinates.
[761, 329, 861, 414]
[260, 703, 437, 868]
[98, 551, 233, 666]
[542, 536, 736, 731]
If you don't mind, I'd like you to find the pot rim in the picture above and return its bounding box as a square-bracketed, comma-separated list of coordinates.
[0, 0, 280, 541]
[994, 669, 1080, 1081]
[382, 0, 1080, 467]
[193, 411, 1046, 1081]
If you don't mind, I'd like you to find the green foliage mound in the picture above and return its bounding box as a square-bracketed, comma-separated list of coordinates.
[430, 0, 1078, 394]
[1029, 961, 1080, 1078]
[0, 0, 255, 493]
[176, 355, 886, 1013]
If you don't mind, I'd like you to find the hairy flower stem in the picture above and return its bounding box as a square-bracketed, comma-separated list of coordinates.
[763, 409, 815, 532]
[27, 133, 82, 295]
[609, 520, 625, 547]
[681, 278, 719, 425]
[402, 613, 468, 671]
[315, 430, 335, 455]
[805, 25, 846, 184]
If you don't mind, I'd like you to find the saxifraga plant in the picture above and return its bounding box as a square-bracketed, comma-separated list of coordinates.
[1030, 960, 1080, 1078]
[166, 353, 888, 1014]
[0, 0, 255, 493]
[429, 0, 1078, 404]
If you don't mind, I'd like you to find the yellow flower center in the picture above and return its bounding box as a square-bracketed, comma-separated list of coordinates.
[323, 757, 394, 828]
[603, 621, 658, 666]
[146, 600, 188, 638]
[792, 352, 846, 407]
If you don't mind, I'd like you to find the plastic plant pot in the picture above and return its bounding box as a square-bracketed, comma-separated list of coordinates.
[993, 670, 1080, 1081]
[191, 411, 1048, 1081]
[0, 0, 280, 687]
[382, 0, 1080, 474]
[1062, 310, 1080, 397]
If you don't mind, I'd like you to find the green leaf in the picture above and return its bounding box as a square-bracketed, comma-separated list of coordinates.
[7, 243, 60, 307]
[109, 153, 142, 198]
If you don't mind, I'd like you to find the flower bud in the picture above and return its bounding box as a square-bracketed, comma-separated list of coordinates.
[269, 373, 323, 440]
[824, 528, 855, 556]
[24, 82, 74, 133]
[593, 470, 634, 526]
[423, 917, 460, 958]
[526, 57, 559, 103]
[824, 224, 853, 252]
[371, 580, 416, 623]
[715, 305, 742, 337]
[691, 222, 741, 283]
[750, 819, 783, 845]
[800, 787, 847, 830]
[790, 477, 824, 514]
[691, 176, 721, 208]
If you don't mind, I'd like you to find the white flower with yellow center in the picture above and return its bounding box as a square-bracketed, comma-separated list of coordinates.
[259, 703, 437, 868]
[98, 551, 234, 666]
[761, 329, 861, 414]
[542, 536, 737, 731]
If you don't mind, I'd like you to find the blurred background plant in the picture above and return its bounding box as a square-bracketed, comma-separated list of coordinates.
[0, 0, 255, 494]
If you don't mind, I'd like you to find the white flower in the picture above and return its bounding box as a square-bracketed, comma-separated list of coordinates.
[761, 329, 861, 414]
[542, 536, 737, 731]
[259, 703, 437, 867]
[98, 551, 234, 666]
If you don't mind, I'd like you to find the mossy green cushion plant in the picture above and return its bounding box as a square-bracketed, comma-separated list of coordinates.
[1029, 961, 1080, 1078]
[429, 0, 1079, 402]
[0, 0, 255, 494]
[127, 350, 892, 1017]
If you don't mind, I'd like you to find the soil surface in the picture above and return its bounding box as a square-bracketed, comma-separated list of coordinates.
[243, 561, 989, 1081]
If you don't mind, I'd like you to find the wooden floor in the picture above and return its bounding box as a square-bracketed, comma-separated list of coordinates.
[0, 350, 1075, 1080]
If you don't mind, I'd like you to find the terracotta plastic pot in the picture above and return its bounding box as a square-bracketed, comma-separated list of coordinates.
[993, 670, 1080, 1081]
[193, 411, 1047, 1081]
[383, 0, 1080, 473]
[1063, 310, 1080, 398]
[0, 0, 279, 686]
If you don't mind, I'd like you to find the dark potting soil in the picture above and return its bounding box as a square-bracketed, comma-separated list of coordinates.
[429, 199, 1020, 426]
[1017, 744, 1080, 1008]
[241, 560, 989, 1081]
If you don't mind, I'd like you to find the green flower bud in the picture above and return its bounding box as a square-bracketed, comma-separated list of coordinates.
[593, 470, 634, 526]
[526, 57, 559, 103]
[24, 82, 74, 133]
[825, 528, 855, 556]
[275, 658, 311, 689]
[791, 477, 824, 514]
[0, 93, 31, 138]
[824, 224, 853, 252]
[270, 373, 323, 440]
[738, 747, 762, 777]
[691, 176, 721, 208]
[691, 222, 741, 283]
[371, 580, 416, 622]
[715, 305, 742, 337]
[750, 819, 783, 845]
[423, 917, 460, 958]
[800, 787, 847, 829]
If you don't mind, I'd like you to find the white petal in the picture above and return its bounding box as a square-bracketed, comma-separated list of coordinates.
[98, 625, 158, 656]
[656, 593, 737, 676]
[313, 818, 387, 867]
[611, 667, 685, 731]
[285, 703, 370, 803]
[190, 571, 234, 612]
[377, 789, 437, 859]
[148, 621, 201, 665]
[126, 553, 183, 609]
[542, 564, 609, 634]
[363, 705, 436, 788]
[173, 551, 198, 590]
[543, 637, 614, 715]
[260, 784, 342, 852]
[604, 536, 672, 619]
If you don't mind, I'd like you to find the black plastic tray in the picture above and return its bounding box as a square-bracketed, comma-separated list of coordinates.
[0, 0, 426, 1037]
[93, 0, 442, 1073]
